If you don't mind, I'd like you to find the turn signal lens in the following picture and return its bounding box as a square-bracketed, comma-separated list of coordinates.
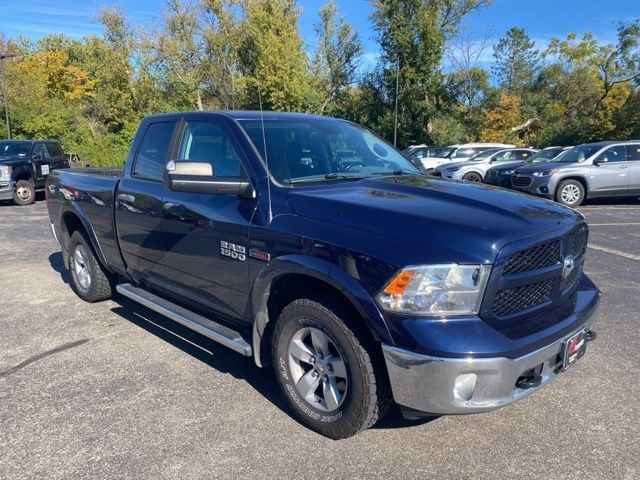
[383, 269, 415, 294]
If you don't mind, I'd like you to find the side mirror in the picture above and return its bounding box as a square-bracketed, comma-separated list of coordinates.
[32, 154, 42, 161]
[594, 157, 607, 166]
[165, 160, 254, 197]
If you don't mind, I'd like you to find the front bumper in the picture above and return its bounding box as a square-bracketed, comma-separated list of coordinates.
[382, 305, 598, 415]
[0, 182, 14, 201]
[511, 174, 558, 198]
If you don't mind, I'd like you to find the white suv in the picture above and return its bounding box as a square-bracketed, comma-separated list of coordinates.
[421, 143, 515, 173]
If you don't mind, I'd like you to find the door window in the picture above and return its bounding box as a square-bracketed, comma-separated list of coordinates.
[32, 143, 50, 160]
[516, 150, 532, 160]
[133, 121, 177, 181]
[493, 150, 515, 161]
[627, 145, 640, 161]
[596, 146, 627, 163]
[178, 121, 244, 177]
[46, 142, 64, 157]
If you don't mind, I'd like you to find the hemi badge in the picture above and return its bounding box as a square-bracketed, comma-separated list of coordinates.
[249, 249, 270, 261]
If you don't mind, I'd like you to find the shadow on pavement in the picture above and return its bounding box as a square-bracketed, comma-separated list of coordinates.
[108, 294, 437, 433]
[49, 251, 72, 286]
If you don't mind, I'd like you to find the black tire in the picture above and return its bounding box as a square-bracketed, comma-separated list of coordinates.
[272, 296, 392, 439]
[462, 171, 483, 183]
[68, 230, 115, 302]
[13, 179, 35, 205]
[556, 179, 585, 207]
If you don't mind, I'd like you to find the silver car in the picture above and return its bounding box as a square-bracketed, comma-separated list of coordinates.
[512, 140, 640, 207]
[437, 148, 539, 182]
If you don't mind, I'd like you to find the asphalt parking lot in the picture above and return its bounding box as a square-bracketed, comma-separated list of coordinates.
[1, 197, 639, 480]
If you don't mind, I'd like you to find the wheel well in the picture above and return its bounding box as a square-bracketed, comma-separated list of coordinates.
[556, 176, 588, 197]
[15, 172, 33, 183]
[60, 212, 86, 250]
[260, 273, 378, 365]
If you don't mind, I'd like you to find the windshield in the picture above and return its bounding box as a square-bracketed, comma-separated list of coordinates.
[527, 148, 563, 163]
[238, 118, 420, 185]
[0, 141, 32, 157]
[435, 147, 456, 158]
[555, 145, 601, 163]
[468, 148, 502, 162]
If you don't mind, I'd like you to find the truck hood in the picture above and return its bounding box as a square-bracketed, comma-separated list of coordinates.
[0, 155, 27, 166]
[515, 161, 577, 174]
[286, 175, 582, 264]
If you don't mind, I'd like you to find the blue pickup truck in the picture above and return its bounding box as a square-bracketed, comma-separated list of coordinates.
[46, 111, 600, 438]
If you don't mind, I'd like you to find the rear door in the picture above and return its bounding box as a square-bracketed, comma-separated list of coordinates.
[627, 143, 640, 193]
[590, 145, 630, 193]
[159, 117, 256, 320]
[116, 119, 180, 283]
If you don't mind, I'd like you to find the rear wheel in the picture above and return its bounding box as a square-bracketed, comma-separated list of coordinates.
[272, 296, 392, 439]
[462, 172, 483, 183]
[556, 179, 585, 207]
[13, 180, 35, 205]
[68, 230, 115, 302]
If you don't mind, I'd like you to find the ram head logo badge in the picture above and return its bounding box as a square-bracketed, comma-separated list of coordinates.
[562, 256, 576, 279]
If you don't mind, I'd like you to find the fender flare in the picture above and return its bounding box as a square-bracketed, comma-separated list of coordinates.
[250, 255, 394, 367]
[57, 202, 110, 271]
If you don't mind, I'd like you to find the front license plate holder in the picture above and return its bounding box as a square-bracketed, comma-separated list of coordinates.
[560, 329, 587, 371]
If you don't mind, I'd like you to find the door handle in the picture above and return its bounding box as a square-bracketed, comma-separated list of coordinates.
[117, 193, 135, 203]
[618, 165, 629, 169]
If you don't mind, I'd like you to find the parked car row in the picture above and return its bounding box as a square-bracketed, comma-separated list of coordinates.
[410, 140, 640, 207]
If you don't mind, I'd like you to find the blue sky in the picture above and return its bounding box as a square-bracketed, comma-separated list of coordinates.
[2, 0, 639, 68]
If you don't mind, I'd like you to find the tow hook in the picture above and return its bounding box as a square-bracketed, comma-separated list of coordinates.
[586, 330, 596, 342]
[515, 375, 542, 390]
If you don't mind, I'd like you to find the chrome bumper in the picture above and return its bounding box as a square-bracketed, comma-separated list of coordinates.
[382, 314, 597, 415]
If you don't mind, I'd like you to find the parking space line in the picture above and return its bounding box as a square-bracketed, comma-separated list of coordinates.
[588, 223, 640, 226]
[588, 244, 640, 261]
[580, 207, 640, 211]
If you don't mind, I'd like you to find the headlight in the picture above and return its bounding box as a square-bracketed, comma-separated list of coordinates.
[502, 170, 515, 175]
[448, 167, 460, 172]
[532, 169, 558, 177]
[376, 264, 491, 315]
[0, 165, 11, 182]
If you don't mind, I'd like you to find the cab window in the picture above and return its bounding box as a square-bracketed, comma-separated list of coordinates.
[133, 121, 177, 181]
[178, 121, 244, 177]
[627, 145, 640, 161]
[32, 143, 50, 160]
[596, 146, 627, 163]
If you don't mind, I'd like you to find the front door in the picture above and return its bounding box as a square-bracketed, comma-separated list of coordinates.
[590, 145, 630, 193]
[116, 119, 179, 283]
[31, 142, 52, 188]
[159, 118, 257, 320]
[627, 143, 640, 193]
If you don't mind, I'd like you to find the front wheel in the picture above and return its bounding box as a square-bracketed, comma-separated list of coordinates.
[462, 172, 483, 183]
[272, 296, 392, 439]
[68, 230, 115, 302]
[13, 180, 35, 205]
[556, 179, 585, 207]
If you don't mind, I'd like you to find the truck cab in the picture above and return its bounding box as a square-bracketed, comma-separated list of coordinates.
[0, 140, 68, 205]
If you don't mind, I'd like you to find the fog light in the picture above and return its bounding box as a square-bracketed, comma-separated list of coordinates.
[454, 373, 477, 402]
[540, 186, 548, 193]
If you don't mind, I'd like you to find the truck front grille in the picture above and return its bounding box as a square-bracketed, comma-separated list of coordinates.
[503, 240, 561, 274]
[512, 175, 532, 187]
[568, 229, 588, 256]
[491, 279, 554, 317]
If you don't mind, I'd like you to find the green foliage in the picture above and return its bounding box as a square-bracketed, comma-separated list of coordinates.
[0, 1, 638, 165]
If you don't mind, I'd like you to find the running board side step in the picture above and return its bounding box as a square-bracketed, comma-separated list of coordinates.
[116, 283, 252, 356]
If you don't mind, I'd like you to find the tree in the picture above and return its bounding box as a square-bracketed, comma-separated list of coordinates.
[368, 0, 491, 145]
[238, 0, 312, 111]
[492, 27, 539, 93]
[312, 0, 364, 114]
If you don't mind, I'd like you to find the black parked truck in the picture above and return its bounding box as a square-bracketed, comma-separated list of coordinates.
[0, 140, 69, 205]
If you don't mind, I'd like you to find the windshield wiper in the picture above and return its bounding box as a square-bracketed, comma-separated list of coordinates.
[288, 173, 367, 184]
[370, 169, 422, 176]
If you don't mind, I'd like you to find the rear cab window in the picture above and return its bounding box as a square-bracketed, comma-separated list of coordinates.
[46, 142, 64, 157]
[132, 121, 177, 181]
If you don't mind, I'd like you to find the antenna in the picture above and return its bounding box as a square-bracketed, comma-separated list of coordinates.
[258, 87, 273, 223]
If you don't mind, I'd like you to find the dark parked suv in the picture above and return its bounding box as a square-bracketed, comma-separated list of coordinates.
[0, 140, 69, 205]
[512, 141, 640, 207]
